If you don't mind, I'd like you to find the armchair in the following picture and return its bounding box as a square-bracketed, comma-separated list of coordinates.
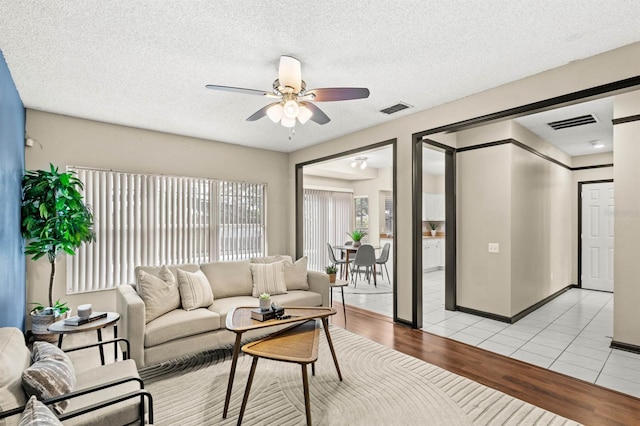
[0, 327, 153, 425]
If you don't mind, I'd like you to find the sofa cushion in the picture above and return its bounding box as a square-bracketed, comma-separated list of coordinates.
[19, 395, 62, 426]
[250, 261, 287, 297]
[64, 359, 141, 426]
[200, 260, 253, 299]
[283, 256, 309, 291]
[137, 265, 181, 322]
[0, 327, 31, 418]
[135, 263, 200, 289]
[145, 308, 220, 347]
[271, 291, 323, 309]
[177, 269, 214, 310]
[22, 342, 76, 414]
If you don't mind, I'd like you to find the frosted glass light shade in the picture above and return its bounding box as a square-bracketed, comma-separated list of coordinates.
[266, 104, 283, 123]
[297, 105, 313, 124]
[281, 116, 296, 128]
[283, 100, 299, 119]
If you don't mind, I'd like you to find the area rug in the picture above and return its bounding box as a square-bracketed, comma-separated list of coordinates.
[341, 279, 393, 294]
[139, 327, 580, 426]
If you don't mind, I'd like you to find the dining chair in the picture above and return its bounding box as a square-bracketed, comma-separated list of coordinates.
[375, 242, 391, 282]
[327, 243, 353, 279]
[350, 244, 376, 288]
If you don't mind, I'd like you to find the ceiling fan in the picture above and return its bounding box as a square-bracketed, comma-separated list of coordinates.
[205, 55, 370, 128]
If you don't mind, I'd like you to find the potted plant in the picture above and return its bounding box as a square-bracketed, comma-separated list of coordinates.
[325, 265, 338, 283]
[259, 293, 271, 311]
[22, 164, 95, 341]
[429, 222, 438, 236]
[346, 230, 368, 247]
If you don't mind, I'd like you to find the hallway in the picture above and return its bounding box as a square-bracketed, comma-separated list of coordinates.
[341, 271, 640, 398]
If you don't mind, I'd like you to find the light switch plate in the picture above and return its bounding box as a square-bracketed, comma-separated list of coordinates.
[488, 243, 499, 253]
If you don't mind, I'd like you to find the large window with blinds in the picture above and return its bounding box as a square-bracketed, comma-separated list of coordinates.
[303, 189, 353, 271]
[67, 167, 266, 294]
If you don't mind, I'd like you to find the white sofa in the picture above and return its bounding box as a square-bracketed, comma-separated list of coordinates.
[116, 257, 329, 368]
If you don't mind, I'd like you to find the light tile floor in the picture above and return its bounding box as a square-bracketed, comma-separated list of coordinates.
[341, 270, 640, 398]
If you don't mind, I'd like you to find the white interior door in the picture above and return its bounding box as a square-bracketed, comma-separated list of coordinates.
[581, 182, 614, 292]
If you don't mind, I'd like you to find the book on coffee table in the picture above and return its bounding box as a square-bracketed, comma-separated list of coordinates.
[250, 309, 277, 322]
[64, 312, 108, 326]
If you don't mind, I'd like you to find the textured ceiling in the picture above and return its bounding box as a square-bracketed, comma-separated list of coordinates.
[1, 1, 639, 152]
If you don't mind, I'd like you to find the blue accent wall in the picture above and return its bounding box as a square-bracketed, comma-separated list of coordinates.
[0, 50, 26, 329]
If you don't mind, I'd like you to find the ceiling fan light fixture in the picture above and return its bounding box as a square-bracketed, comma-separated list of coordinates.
[297, 105, 313, 124]
[283, 100, 299, 119]
[281, 116, 296, 128]
[266, 103, 283, 123]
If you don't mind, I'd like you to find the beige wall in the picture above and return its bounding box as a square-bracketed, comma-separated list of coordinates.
[613, 90, 640, 346]
[24, 110, 289, 314]
[288, 42, 640, 324]
[457, 144, 512, 316]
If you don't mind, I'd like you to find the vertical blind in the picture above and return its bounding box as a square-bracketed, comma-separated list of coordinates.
[67, 167, 265, 294]
[303, 189, 353, 271]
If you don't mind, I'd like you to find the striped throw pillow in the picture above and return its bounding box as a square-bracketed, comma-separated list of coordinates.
[251, 261, 288, 297]
[177, 269, 214, 310]
[19, 395, 62, 425]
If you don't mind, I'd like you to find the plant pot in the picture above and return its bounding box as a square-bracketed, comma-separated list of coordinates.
[430, 230, 436, 236]
[30, 310, 69, 343]
[259, 298, 271, 311]
[352, 241, 361, 247]
[328, 273, 336, 283]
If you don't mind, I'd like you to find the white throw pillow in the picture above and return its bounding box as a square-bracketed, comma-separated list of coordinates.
[283, 256, 309, 291]
[177, 269, 214, 310]
[250, 261, 288, 297]
[137, 265, 180, 323]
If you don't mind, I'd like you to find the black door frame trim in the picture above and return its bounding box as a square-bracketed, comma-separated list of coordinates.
[295, 138, 399, 322]
[577, 179, 614, 289]
[411, 74, 640, 330]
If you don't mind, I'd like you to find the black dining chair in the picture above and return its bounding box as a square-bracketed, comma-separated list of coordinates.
[350, 244, 376, 288]
[375, 242, 391, 282]
[327, 243, 353, 279]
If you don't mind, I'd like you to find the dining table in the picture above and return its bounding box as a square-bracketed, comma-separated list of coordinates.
[333, 244, 380, 280]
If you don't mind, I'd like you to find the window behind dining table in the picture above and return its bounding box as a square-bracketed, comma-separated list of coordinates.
[354, 196, 369, 235]
[303, 189, 353, 271]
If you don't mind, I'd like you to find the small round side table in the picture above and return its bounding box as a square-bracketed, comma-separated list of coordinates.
[48, 312, 120, 365]
[329, 279, 349, 325]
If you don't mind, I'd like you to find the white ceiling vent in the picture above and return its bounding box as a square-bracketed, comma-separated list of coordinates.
[380, 102, 412, 115]
[547, 114, 598, 130]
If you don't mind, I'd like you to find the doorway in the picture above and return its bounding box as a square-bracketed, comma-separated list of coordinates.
[580, 181, 614, 292]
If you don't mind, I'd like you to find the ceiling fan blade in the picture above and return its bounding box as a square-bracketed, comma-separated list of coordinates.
[246, 102, 281, 122]
[205, 84, 271, 96]
[307, 87, 370, 102]
[278, 56, 302, 92]
[301, 102, 330, 125]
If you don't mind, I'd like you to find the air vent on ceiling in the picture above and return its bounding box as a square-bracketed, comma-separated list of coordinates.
[547, 114, 598, 130]
[380, 102, 412, 115]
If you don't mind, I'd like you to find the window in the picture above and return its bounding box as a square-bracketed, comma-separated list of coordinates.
[303, 189, 353, 271]
[354, 196, 369, 232]
[67, 167, 266, 294]
[384, 194, 393, 235]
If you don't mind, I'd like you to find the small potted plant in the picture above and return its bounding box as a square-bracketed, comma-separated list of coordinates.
[325, 265, 338, 283]
[429, 222, 438, 236]
[259, 293, 271, 311]
[346, 230, 368, 247]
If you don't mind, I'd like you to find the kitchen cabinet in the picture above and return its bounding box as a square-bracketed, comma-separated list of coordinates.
[422, 193, 445, 221]
[422, 238, 444, 271]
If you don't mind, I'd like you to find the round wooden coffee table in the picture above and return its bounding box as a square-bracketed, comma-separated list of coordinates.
[48, 312, 120, 365]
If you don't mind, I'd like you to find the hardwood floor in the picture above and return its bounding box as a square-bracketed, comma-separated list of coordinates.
[331, 302, 640, 426]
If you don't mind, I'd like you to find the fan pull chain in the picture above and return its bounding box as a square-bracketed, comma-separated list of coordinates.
[289, 127, 296, 141]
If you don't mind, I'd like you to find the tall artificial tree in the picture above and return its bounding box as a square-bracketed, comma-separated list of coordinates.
[21, 164, 95, 310]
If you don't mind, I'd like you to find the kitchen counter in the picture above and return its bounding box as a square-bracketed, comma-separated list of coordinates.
[422, 234, 445, 239]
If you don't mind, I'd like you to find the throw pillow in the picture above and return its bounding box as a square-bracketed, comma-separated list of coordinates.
[250, 254, 293, 264]
[177, 269, 214, 310]
[22, 342, 76, 414]
[283, 256, 309, 291]
[250, 261, 287, 297]
[19, 395, 62, 426]
[137, 265, 181, 322]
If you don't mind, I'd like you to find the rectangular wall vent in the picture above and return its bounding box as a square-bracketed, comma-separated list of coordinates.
[380, 102, 412, 115]
[547, 114, 598, 130]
